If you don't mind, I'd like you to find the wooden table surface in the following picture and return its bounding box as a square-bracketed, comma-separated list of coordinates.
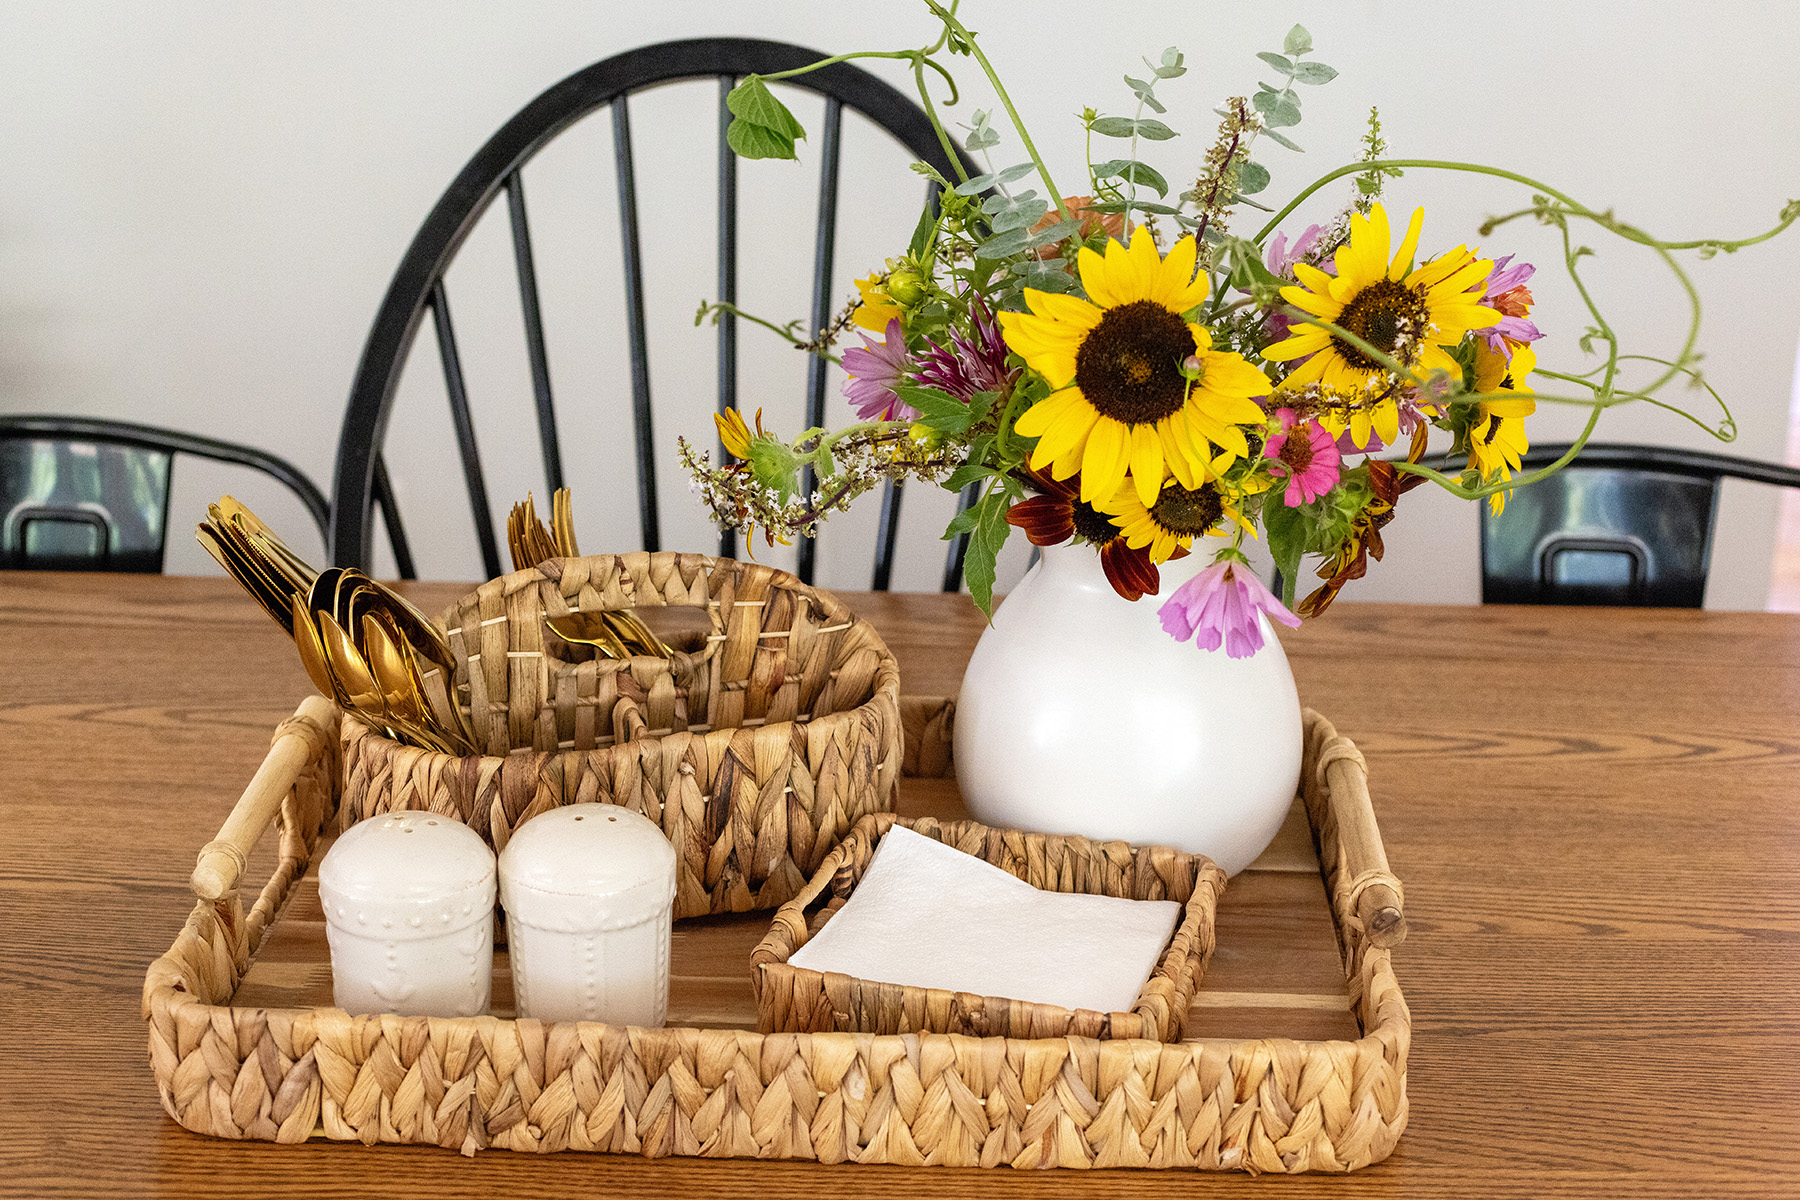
[4, 571, 1799, 1198]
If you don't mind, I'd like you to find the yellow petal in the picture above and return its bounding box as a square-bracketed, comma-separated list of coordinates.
[1153, 234, 1208, 312]
[1373, 400, 1400, 447]
[1291, 262, 1336, 295]
[1160, 420, 1200, 489]
[1129, 424, 1164, 506]
[1262, 331, 1330, 362]
[1026, 289, 1104, 329]
[1014, 388, 1081, 438]
[1388, 207, 1424, 281]
[1029, 397, 1099, 465]
[1081, 420, 1130, 501]
[1187, 323, 1215, 353]
[1077, 245, 1123, 308]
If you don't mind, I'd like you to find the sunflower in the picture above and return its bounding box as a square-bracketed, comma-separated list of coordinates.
[1001, 229, 1271, 507]
[1265, 204, 1501, 392]
[1467, 342, 1537, 514]
[1005, 469, 1161, 600]
[1098, 477, 1243, 565]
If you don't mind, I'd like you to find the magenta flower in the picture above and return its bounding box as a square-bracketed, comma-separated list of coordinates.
[1261, 224, 1331, 343]
[1264, 408, 1342, 505]
[842, 318, 916, 422]
[1158, 560, 1302, 658]
[914, 299, 1016, 402]
[1265, 224, 1325, 279]
[1475, 254, 1544, 358]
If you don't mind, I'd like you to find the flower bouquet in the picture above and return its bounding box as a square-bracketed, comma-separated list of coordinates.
[681, 2, 1795, 655]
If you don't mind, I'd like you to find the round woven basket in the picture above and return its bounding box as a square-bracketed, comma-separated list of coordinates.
[339, 552, 902, 918]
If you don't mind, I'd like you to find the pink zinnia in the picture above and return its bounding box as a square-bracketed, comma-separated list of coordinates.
[1158, 560, 1302, 658]
[1263, 408, 1342, 505]
[841, 318, 916, 422]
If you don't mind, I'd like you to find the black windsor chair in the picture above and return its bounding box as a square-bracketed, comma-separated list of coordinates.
[330, 38, 980, 589]
[0, 415, 328, 573]
[1481, 441, 1800, 606]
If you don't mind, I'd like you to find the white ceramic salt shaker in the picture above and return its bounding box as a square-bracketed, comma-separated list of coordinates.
[498, 803, 677, 1026]
[317, 813, 496, 1018]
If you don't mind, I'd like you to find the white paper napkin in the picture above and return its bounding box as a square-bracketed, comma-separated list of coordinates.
[787, 826, 1181, 1014]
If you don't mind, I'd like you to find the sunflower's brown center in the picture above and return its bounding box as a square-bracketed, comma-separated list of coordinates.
[1483, 415, 1504, 446]
[1278, 428, 1315, 473]
[1075, 300, 1193, 425]
[1151, 483, 1224, 536]
[1070, 500, 1120, 545]
[1334, 278, 1429, 370]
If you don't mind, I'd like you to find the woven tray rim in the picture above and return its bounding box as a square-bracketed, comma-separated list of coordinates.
[143, 702, 1409, 1172]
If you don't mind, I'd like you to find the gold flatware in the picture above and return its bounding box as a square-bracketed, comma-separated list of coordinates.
[508, 487, 579, 572]
[199, 496, 476, 756]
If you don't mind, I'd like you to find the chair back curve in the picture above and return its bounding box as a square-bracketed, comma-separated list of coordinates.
[0, 415, 328, 574]
[1480, 441, 1800, 607]
[331, 37, 978, 589]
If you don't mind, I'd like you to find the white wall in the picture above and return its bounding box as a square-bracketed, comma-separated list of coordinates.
[3, 0, 1796, 606]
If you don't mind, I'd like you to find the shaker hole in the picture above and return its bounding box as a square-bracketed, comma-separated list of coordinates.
[607, 816, 617, 822]
[574, 815, 584, 821]
[427, 820, 438, 826]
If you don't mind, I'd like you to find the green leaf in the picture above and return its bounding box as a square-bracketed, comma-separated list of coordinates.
[1235, 160, 1271, 195]
[1253, 91, 1302, 129]
[1011, 257, 1074, 292]
[1289, 60, 1339, 85]
[1083, 199, 1182, 216]
[1088, 116, 1179, 140]
[1283, 24, 1313, 56]
[976, 227, 1032, 259]
[1256, 52, 1294, 74]
[1093, 158, 1169, 197]
[1154, 46, 1186, 78]
[955, 479, 1023, 615]
[1261, 127, 1303, 152]
[907, 197, 939, 260]
[724, 76, 806, 160]
[964, 110, 1001, 151]
[943, 463, 996, 492]
[898, 384, 992, 436]
[1027, 218, 1083, 247]
[1261, 497, 1308, 609]
[1123, 75, 1167, 114]
[726, 119, 800, 161]
[983, 189, 1049, 233]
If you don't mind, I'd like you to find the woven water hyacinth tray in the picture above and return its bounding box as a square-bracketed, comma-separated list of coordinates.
[144, 698, 1408, 1173]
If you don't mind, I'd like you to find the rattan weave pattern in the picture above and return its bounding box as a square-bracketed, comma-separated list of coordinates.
[751, 814, 1227, 1041]
[338, 553, 902, 918]
[144, 704, 1408, 1173]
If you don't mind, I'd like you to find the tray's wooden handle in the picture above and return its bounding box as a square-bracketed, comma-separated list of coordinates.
[190, 694, 338, 902]
[1310, 713, 1407, 949]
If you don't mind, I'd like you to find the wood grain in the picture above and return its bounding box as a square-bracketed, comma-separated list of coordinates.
[5, 571, 1800, 1196]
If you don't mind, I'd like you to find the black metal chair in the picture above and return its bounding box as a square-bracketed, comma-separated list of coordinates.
[1480, 441, 1800, 606]
[0, 415, 329, 573]
[331, 38, 979, 589]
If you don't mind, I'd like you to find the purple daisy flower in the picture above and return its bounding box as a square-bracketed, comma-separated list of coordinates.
[1158, 560, 1302, 658]
[1475, 254, 1544, 358]
[841, 318, 916, 422]
[914, 300, 1016, 402]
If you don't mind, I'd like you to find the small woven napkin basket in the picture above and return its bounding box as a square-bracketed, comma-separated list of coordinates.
[339, 552, 902, 919]
[752, 813, 1227, 1041]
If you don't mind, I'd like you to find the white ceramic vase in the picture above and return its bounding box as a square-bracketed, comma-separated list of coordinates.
[953, 540, 1303, 875]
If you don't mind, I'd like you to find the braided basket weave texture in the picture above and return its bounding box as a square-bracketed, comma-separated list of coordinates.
[752, 814, 1226, 1041]
[339, 553, 902, 918]
[145, 703, 1408, 1173]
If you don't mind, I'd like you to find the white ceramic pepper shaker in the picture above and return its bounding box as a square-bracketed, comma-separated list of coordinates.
[498, 803, 677, 1026]
[317, 813, 496, 1018]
